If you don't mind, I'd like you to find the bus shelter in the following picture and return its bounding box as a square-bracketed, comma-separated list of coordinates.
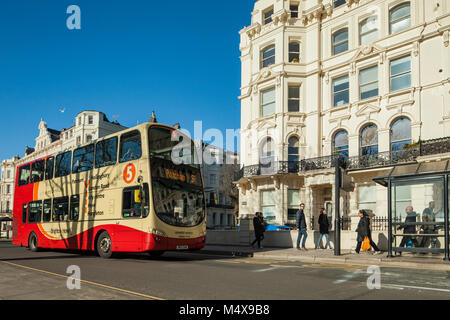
[0, 217, 12, 239]
[373, 160, 449, 261]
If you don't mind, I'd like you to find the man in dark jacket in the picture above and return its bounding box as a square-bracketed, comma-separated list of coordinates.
[355, 210, 380, 254]
[399, 205, 419, 248]
[251, 212, 265, 249]
[296, 203, 308, 250]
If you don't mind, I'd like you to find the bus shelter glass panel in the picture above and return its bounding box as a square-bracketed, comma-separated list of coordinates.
[392, 177, 445, 254]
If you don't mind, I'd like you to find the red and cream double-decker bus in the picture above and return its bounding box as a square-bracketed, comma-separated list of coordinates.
[12, 122, 206, 258]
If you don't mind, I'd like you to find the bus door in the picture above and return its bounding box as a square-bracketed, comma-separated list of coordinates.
[19, 203, 28, 244]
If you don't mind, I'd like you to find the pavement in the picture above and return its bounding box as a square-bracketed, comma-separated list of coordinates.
[198, 244, 450, 271]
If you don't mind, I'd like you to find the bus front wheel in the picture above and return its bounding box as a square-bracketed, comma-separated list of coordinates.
[28, 232, 39, 252]
[96, 231, 113, 259]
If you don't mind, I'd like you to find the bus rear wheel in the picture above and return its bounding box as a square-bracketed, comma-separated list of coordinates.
[96, 231, 113, 259]
[28, 232, 39, 252]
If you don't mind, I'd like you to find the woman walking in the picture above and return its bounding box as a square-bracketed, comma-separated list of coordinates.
[316, 208, 333, 250]
[355, 210, 381, 255]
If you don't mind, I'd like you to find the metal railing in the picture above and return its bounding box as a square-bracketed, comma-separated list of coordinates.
[236, 137, 449, 179]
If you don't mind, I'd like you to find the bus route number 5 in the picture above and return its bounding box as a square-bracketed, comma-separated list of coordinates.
[123, 164, 136, 184]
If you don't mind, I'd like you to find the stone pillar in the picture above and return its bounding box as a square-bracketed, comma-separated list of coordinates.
[239, 216, 253, 245]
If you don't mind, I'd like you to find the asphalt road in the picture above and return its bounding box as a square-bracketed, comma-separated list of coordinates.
[1, 241, 450, 301]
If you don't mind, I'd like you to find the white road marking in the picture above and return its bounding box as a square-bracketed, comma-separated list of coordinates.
[253, 267, 281, 273]
[383, 284, 450, 293]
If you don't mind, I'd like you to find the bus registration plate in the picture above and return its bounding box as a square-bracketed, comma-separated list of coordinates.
[176, 245, 189, 250]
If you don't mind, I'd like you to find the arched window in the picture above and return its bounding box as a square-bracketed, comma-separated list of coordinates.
[334, 0, 346, 8]
[261, 45, 275, 68]
[289, 42, 300, 63]
[360, 124, 378, 156]
[390, 3, 411, 34]
[332, 29, 348, 55]
[391, 118, 412, 152]
[260, 137, 275, 165]
[288, 136, 300, 162]
[333, 130, 349, 159]
[360, 16, 378, 45]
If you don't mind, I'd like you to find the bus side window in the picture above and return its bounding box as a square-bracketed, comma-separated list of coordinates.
[22, 203, 28, 224]
[95, 137, 118, 168]
[28, 201, 42, 224]
[53, 197, 69, 222]
[31, 160, 45, 183]
[43, 199, 52, 222]
[45, 157, 55, 180]
[119, 131, 142, 163]
[122, 187, 142, 218]
[70, 195, 80, 221]
[55, 151, 72, 178]
[18, 165, 31, 187]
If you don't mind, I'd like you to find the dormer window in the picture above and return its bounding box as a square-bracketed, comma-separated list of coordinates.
[263, 7, 273, 25]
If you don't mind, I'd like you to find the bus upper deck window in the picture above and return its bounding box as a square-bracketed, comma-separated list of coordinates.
[119, 131, 142, 163]
[31, 160, 45, 183]
[45, 157, 55, 180]
[55, 151, 72, 178]
[95, 137, 118, 168]
[72, 144, 94, 174]
[18, 165, 31, 186]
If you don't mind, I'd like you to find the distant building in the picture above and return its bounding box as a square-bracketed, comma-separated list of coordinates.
[0, 157, 19, 217]
[196, 141, 240, 229]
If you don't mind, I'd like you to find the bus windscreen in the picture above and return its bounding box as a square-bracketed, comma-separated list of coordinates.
[149, 127, 205, 227]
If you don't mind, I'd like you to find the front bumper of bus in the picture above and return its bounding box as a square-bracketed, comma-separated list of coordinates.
[145, 233, 206, 252]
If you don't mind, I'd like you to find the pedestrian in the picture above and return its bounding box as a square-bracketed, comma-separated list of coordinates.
[398, 205, 419, 249]
[419, 201, 438, 248]
[316, 208, 333, 250]
[355, 209, 381, 255]
[251, 212, 265, 249]
[296, 203, 308, 251]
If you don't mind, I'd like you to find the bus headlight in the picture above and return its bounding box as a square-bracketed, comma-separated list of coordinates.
[152, 229, 167, 237]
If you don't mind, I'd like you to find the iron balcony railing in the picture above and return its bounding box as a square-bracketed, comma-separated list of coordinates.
[236, 137, 449, 179]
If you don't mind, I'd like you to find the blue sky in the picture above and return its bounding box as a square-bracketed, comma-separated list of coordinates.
[0, 0, 253, 161]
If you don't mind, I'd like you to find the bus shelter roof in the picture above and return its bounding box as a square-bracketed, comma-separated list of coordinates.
[373, 160, 450, 187]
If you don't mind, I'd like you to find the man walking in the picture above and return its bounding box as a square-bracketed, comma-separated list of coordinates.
[296, 203, 308, 251]
[251, 212, 265, 249]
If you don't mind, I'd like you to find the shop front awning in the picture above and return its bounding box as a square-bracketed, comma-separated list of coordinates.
[373, 160, 450, 187]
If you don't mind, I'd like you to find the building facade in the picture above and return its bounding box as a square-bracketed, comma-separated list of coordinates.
[0, 111, 127, 214]
[0, 157, 19, 216]
[199, 142, 240, 229]
[236, 0, 450, 230]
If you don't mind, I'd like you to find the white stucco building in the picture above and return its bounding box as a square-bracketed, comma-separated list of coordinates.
[236, 0, 450, 230]
[0, 157, 19, 216]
